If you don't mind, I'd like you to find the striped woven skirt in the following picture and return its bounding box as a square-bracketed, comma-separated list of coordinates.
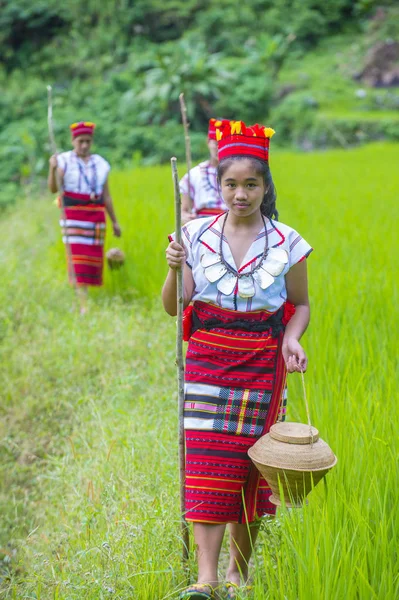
[60, 191, 106, 286]
[184, 301, 288, 524]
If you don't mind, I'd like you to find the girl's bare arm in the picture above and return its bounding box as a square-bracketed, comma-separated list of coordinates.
[47, 155, 63, 193]
[103, 180, 121, 236]
[283, 259, 310, 372]
[181, 193, 195, 223]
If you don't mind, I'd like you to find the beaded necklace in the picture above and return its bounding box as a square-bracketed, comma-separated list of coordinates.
[201, 212, 288, 301]
[75, 153, 97, 200]
[219, 211, 269, 277]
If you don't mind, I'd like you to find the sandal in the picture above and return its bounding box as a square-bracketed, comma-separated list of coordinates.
[179, 583, 215, 599]
[223, 582, 253, 598]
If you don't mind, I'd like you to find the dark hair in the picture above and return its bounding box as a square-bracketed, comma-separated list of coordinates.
[217, 156, 278, 220]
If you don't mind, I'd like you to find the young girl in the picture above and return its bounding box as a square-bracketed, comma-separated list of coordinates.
[162, 121, 312, 599]
[180, 119, 228, 224]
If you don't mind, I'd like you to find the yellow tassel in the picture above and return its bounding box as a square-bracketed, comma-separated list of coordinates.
[216, 129, 223, 141]
[231, 121, 242, 135]
[215, 120, 222, 127]
[264, 127, 275, 138]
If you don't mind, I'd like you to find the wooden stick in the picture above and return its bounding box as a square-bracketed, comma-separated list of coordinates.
[179, 93, 194, 216]
[47, 85, 77, 289]
[171, 156, 190, 572]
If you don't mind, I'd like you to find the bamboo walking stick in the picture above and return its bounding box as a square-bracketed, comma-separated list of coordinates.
[171, 156, 190, 573]
[179, 93, 194, 217]
[47, 85, 77, 289]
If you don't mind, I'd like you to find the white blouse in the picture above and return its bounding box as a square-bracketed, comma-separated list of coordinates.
[57, 151, 110, 195]
[179, 160, 227, 213]
[171, 213, 312, 312]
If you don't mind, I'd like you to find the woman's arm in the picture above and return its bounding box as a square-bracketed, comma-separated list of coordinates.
[283, 259, 310, 373]
[47, 155, 63, 193]
[162, 241, 195, 315]
[103, 180, 121, 237]
[181, 193, 195, 224]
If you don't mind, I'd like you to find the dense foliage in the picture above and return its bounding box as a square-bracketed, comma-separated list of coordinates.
[0, 0, 398, 207]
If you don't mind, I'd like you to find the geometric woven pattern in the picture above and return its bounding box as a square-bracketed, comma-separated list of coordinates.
[183, 301, 288, 523]
[184, 383, 272, 437]
[214, 387, 271, 436]
[185, 430, 277, 523]
[61, 193, 106, 286]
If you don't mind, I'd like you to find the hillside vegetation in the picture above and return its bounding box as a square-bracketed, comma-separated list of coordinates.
[1, 0, 399, 208]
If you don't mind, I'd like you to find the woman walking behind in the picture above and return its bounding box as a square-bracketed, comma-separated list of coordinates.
[48, 121, 121, 314]
[162, 121, 312, 599]
[180, 118, 228, 224]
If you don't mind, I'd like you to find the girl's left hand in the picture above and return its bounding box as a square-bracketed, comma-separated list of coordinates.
[282, 337, 308, 373]
[113, 222, 122, 237]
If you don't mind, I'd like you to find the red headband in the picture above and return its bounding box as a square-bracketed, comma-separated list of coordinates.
[216, 120, 275, 162]
[208, 118, 228, 141]
[70, 121, 96, 138]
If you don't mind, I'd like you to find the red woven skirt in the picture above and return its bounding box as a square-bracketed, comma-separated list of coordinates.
[196, 208, 225, 218]
[184, 301, 288, 524]
[60, 191, 106, 286]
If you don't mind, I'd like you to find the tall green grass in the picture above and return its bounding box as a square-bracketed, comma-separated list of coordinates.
[0, 143, 398, 599]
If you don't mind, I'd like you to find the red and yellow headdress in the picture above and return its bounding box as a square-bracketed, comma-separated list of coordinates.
[216, 120, 275, 162]
[70, 121, 96, 138]
[208, 118, 228, 141]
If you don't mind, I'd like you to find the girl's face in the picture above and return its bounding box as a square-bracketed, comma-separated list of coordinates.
[72, 135, 92, 157]
[220, 159, 265, 217]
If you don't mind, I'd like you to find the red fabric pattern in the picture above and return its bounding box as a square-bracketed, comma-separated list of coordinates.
[242, 334, 287, 522]
[196, 207, 225, 217]
[183, 301, 287, 524]
[282, 301, 296, 325]
[70, 121, 95, 137]
[216, 120, 274, 162]
[208, 118, 228, 140]
[61, 191, 105, 287]
[185, 431, 277, 523]
[185, 301, 279, 391]
[182, 306, 194, 342]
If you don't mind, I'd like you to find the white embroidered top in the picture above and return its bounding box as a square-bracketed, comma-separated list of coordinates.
[179, 160, 227, 213]
[171, 213, 313, 312]
[57, 151, 111, 195]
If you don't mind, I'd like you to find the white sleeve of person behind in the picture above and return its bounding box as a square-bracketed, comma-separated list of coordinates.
[179, 165, 201, 201]
[56, 151, 69, 172]
[179, 172, 189, 195]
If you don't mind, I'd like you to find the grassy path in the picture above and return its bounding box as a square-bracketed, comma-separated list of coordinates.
[1, 145, 399, 598]
[0, 198, 183, 598]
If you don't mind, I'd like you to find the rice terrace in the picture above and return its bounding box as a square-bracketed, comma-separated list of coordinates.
[1, 1, 399, 599]
[0, 143, 398, 598]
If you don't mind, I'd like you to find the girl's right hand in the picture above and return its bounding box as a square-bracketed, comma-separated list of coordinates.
[165, 241, 186, 270]
[49, 154, 58, 169]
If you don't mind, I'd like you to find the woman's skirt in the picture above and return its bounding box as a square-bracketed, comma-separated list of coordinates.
[184, 301, 288, 524]
[59, 191, 106, 286]
[196, 207, 225, 218]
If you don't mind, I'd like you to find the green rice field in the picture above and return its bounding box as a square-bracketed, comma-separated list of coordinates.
[0, 143, 398, 599]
